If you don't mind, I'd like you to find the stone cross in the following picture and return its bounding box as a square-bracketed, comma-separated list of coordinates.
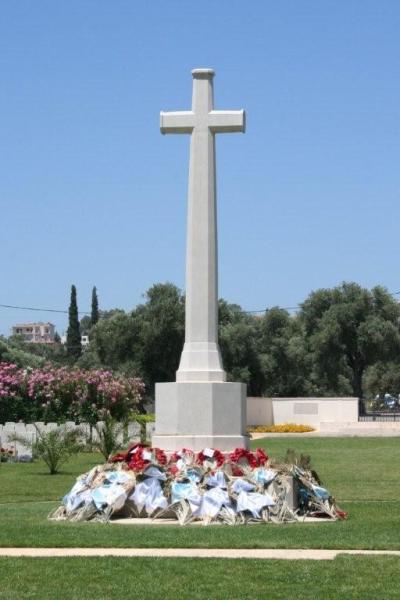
[160, 68, 245, 383]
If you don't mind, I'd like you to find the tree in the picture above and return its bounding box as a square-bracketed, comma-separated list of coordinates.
[218, 300, 265, 395]
[79, 315, 92, 336]
[300, 283, 400, 398]
[134, 283, 185, 392]
[258, 307, 312, 397]
[363, 361, 400, 399]
[88, 283, 185, 394]
[66, 285, 82, 360]
[91, 417, 124, 460]
[0, 336, 46, 369]
[91, 286, 99, 327]
[89, 310, 139, 370]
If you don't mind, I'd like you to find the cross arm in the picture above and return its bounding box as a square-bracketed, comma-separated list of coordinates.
[208, 110, 246, 133]
[160, 111, 196, 134]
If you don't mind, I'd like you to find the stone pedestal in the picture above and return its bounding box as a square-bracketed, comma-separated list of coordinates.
[152, 382, 249, 452]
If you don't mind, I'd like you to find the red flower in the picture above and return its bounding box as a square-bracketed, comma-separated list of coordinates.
[110, 452, 127, 463]
[335, 507, 348, 520]
[197, 449, 225, 468]
[168, 464, 179, 476]
[229, 448, 258, 470]
[154, 448, 167, 466]
[231, 465, 245, 476]
[228, 448, 269, 470]
[128, 454, 148, 472]
[110, 442, 148, 464]
[255, 448, 268, 466]
[170, 448, 195, 465]
[126, 446, 167, 473]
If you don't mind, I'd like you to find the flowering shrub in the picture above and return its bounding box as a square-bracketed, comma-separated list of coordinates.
[0, 363, 27, 421]
[0, 362, 145, 424]
[248, 423, 315, 433]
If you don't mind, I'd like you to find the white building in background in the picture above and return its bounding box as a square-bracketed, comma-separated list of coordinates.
[60, 334, 89, 347]
[12, 322, 55, 343]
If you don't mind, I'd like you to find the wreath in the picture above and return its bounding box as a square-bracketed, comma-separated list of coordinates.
[169, 448, 195, 465]
[197, 448, 225, 469]
[127, 446, 167, 473]
[110, 443, 148, 464]
[229, 448, 258, 474]
[254, 448, 269, 466]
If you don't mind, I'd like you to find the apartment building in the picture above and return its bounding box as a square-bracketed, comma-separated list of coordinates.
[12, 322, 56, 343]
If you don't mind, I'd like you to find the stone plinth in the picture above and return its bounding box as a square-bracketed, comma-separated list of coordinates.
[152, 382, 249, 452]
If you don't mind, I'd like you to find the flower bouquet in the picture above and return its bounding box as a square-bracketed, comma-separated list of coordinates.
[49, 443, 346, 526]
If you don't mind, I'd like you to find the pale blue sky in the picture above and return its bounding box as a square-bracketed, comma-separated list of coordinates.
[1, 1, 399, 335]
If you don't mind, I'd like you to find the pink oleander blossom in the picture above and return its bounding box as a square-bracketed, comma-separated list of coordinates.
[0, 361, 145, 423]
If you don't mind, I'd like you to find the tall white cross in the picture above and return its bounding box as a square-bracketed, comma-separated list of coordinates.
[161, 68, 245, 382]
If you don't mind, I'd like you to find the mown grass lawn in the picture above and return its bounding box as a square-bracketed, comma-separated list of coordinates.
[0, 437, 399, 549]
[0, 555, 399, 600]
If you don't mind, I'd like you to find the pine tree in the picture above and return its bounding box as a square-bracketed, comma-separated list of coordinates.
[91, 286, 99, 327]
[66, 285, 82, 359]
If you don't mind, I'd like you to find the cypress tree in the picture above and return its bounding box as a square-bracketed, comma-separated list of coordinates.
[66, 284, 82, 359]
[91, 286, 99, 327]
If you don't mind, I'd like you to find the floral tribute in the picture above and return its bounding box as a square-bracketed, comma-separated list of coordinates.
[50, 443, 347, 526]
[229, 447, 268, 475]
[197, 448, 225, 469]
[0, 445, 16, 463]
[128, 446, 167, 473]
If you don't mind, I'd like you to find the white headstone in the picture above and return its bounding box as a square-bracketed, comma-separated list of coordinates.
[153, 69, 249, 452]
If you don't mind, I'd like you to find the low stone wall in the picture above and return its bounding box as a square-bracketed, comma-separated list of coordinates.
[246, 397, 274, 426]
[247, 397, 359, 428]
[2, 399, 362, 453]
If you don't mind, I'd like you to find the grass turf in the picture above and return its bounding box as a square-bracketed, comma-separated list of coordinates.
[0, 556, 399, 599]
[0, 437, 399, 549]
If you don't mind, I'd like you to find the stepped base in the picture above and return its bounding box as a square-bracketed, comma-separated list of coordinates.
[152, 381, 249, 452]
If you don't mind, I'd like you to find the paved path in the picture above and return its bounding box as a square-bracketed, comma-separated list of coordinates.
[1, 548, 400, 560]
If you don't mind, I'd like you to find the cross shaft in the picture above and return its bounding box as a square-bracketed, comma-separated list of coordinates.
[161, 68, 245, 382]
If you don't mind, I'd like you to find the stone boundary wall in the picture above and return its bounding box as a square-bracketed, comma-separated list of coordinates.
[2, 398, 361, 451]
[0, 421, 156, 457]
[247, 397, 359, 428]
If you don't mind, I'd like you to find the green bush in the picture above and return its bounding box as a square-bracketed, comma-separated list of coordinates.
[11, 425, 83, 474]
[91, 416, 124, 460]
